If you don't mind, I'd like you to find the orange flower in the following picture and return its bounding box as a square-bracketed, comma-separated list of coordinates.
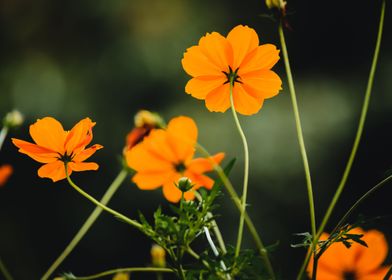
[125, 116, 224, 203]
[307, 228, 392, 280]
[0, 164, 13, 187]
[12, 117, 103, 182]
[182, 25, 282, 116]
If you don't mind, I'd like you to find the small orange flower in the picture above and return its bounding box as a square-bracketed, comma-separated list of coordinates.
[182, 25, 282, 115]
[125, 116, 224, 203]
[12, 117, 103, 182]
[307, 228, 392, 280]
[0, 164, 13, 187]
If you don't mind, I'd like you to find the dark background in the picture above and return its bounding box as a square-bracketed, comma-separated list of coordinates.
[0, 0, 391, 279]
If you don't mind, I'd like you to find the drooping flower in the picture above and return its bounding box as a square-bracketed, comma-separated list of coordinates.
[0, 164, 13, 187]
[125, 116, 224, 203]
[307, 228, 392, 280]
[182, 25, 282, 116]
[12, 117, 103, 182]
[112, 272, 129, 280]
[151, 244, 166, 268]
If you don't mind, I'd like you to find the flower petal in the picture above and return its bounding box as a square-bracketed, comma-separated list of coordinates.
[232, 84, 264, 115]
[227, 25, 259, 70]
[143, 130, 178, 163]
[65, 118, 96, 156]
[68, 162, 99, 172]
[133, 170, 177, 190]
[185, 76, 226, 100]
[162, 178, 183, 203]
[182, 44, 223, 77]
[37, 161, 70, 182]
[205, 84, 231, 113]
[241, 70, 282, 100]
[12, 138, 58, 163]
[29, 117, 66, 153]
[187, 152, 225, 174]
[187, 172, 215, 190]
[0, 164, 13, 186]
[198, 32, 232, 73]
[240, 44, 280, 74]
[73, 144, 103, 162]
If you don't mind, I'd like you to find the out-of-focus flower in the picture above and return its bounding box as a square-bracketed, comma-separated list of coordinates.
[265, 0, 287, 11]
[151, 244, 166, 268]
[307, 228, 392, 280]
[112, 272, 130, 280]
[0, 164, 13, 187]
[3, 110, 24, 128]
[125, 116, 224, 202]
[12, 117, 103, 182]
[182, 25, 282, 116]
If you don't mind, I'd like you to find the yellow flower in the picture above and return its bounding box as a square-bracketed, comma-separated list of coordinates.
[151, 244, 166, 268]
[112, 272, 130, 280]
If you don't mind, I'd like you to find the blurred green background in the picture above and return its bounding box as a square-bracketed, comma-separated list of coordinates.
[1, 0, 391, 279]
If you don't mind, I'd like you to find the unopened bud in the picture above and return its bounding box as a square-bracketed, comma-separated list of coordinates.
[265, 0, 286, 10]
[112, 272, 130, 280]
[151, 244, 166, 268]
[3, 110, 24, 128]
[176, 177, 194, 193]
[134, 110, 165, 129]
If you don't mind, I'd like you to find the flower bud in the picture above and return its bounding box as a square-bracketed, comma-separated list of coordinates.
[3, 110, 24, 128]
[151, 244, 166, 268]
[265, 0, 286, 11]
[134, 110, 165, 129]
[175, 177, 194, 193]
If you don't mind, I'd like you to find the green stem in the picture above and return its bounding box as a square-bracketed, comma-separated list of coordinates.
[69, 267, 174, 280]
[279, 22, 316, 239]
[41, 169, 129, 280]
[0, 126, 9, 152]
[0, 258, 13, 280]
[64, 164, 143, 231]
[195, 143, 275, 280]
[228, 82, 250, 258]
[297, 1, 386, 278]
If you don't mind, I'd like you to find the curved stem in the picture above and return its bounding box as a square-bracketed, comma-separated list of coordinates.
[195, 143, 275, 280]
[69, 267, 174, 280]
[228, 83, 250, 258]
[279, 22, 316, 239]
[41, 169, 129, 280]
[64, 164, 143, 231]
[0, 126, 9, 152]
[0, 258, 13, 280]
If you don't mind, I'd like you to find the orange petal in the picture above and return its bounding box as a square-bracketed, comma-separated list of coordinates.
[65, 118, 96, 156]
[29, 117, 66, 153]
[354, 229, 389, 274]
[185, 76, 226, 100]
[226, 25, 259, 70]
[125, 141, 173, 172]
[198, 32, 232, 73]
[12, 138, 59, 163]
[143, 130, 178, 163]
[37, 161, 70, 182]
[240, 44, 280, 74]
[0, 164, 13, 186]
[205, 84, 231, 113]
[358, 266, 392, 280]
[187, 172, 215, 190]
[182, 45, 223, 77]
[241, 70, 282, 99]
[68, 162, 99, 172]
[183, 189, 196, 201]
[73, 144, 103, 162]
[162, 175, 183, 203]
[187, 152, 225, 173]
[232, 84, 264, 115]
[132, 170, 177, 190]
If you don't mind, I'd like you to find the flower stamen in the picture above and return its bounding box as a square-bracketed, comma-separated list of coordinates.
[223, 66, 242, 86]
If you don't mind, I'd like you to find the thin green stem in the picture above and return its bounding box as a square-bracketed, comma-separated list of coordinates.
[69, 267, 174, 280]
[0, 258, 13, 280]
[297, 2, 386, 278]
[0, 126, 9, 152]
[229, 82, 250, 258]
[279, 22, 316, 239]
[195, 143, 275, 280]
[186, 247, 211, 269]
[64, 164, 143, 231]
[41, 169, 129, 280]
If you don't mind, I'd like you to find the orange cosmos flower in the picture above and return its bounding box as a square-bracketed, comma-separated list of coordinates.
[307, 228, 392, 280]
[0, 164, 13, 187]
[12, 117, 103, 182]
[125, 116, 224, 203]
[182, 25, 282, 116]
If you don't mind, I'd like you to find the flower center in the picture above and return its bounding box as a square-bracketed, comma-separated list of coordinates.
[343, 271, 357, 280]
[223, 66, 242, 86]
[175, 162, 186, 173]
[59, 153, 73, 163]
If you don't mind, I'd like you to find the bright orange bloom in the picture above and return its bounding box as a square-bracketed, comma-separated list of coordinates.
[182, 25, 282, 116]
[0, 164, 13, 187]
[12, 117, 103, 182]
[307, 228, 392, 280]
[125, 116, 224, 203]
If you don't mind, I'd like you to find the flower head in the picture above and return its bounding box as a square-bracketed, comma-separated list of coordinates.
[0, 164, 13, 187]
[125, 116, 224, 203]
[182, 25, 282, 116]
[151, 244, 166, 268]
[12, 117, 103, 182]
[307, 228, 392, 280]
[112, 272, 130, 280]
[3, 110, 24, 128]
